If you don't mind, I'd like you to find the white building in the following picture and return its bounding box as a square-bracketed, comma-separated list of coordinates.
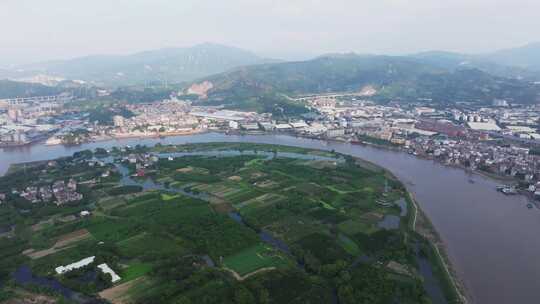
[113, 116, 125, 127]
[467, 122, 501, 131]
[97, 263, 122, 283]
[259, 122, 275, 131]
[55, 256, 95, 274]
[326, 129, 345, 138]
[240, 123, 260, 131]
[275, 124, 292, 131]
[229, 121, 239, 129]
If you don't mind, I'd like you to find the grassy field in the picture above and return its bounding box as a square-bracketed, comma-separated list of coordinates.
[120, 262, 152, 283]
[160, 193, 180, 201]
[223, 243, 288, 276]
[338, 234, 361, 256]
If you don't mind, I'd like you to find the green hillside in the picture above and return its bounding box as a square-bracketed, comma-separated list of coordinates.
[196, 54, 540, 108]
[0, 80, 64, 99]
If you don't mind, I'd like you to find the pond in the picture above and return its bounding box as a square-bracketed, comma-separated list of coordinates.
[13, 266, 105, 304]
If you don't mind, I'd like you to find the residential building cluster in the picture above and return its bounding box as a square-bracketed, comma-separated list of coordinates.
[18, 178, 83, 205]
[7, 91, 540, 191]
[0, 95, 69, 146]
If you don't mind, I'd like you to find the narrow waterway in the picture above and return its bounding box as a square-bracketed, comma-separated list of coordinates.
[1, 133, 539, 304]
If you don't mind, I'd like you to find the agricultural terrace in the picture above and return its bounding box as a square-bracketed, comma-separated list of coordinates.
[0, 143, 451, 304]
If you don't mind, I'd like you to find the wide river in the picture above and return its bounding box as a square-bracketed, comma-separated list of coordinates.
[1, 133, 538, 304]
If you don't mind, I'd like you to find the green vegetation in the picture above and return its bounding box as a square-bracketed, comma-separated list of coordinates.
[61, 129, 91, 145]
[202, 54, 540, 107]
[120, 262, 153, 282]
[107, 185, 143, 196]
[87, 106, 134, 125]
[161, 193, 180, 201]
[0, 143, 457, 304]
[223, 244, 288, 276]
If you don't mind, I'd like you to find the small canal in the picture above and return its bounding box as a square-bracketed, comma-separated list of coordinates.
[111, 149, 447, 303]
[3, 133, 537, 303]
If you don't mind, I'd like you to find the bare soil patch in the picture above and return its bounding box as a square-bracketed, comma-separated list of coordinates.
[24, 229, 90, 259]
[99, 277, 145, 304]
[227, 175, 242, 181]
[212, 203, 234, 213]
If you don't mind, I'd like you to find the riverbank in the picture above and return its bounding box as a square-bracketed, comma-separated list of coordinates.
[110, 145, 468, 303]
[44, 129, 208, 146]
[27, 128, 540, 190]
[1, 132, 538, 303]
[1, 142, 450, 304]
[407, 191, 469, 304]
[372, 163, 468, 304]
[348, 136, 527, 186]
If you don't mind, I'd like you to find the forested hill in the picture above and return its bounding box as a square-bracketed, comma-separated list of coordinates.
[12, 43, 276, 87]
[0, 80, 64, 99]
[193, 54, 540, 108]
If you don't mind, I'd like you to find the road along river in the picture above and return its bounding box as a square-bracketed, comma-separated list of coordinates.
[1, 133, 539, 304]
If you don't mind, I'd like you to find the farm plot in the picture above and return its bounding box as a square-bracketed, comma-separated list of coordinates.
[235, 193, 286, 209]
[191, 183, 245, 199]
[23, 229, 92, 259]
[223, 243, 288, 277]
[86, 217, 143, 243]
[99, 277, 147, 304]
[120, 262, 153, 283]
[265, 216, 324, 243]
[116, 232, 186, 258]
[223, 187, 262, 205]
[175, 166, 209, 175]
[254, 180, 280, 189]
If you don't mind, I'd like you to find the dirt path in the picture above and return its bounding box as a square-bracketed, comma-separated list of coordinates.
[408, 191, 468, 304]
[222, 267, 276, 281]
[99, 277, 145, 304]
[23, 229, 90, 259]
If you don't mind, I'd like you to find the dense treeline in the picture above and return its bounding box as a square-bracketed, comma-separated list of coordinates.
[87, 106, 135, 125]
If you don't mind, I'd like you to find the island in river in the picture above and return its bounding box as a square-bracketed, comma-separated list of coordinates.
[0, 142, 462, 304]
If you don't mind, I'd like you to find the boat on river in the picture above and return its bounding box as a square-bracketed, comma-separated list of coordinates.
[497, 185, 518, 195]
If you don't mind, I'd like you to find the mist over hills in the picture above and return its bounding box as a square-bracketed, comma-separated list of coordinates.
[2, 43, 276, 87]
[484, 42, 540, 71]
[2, 42, 540, 111]
[2, 42, 540, 87]
[411, 42, 540, 80]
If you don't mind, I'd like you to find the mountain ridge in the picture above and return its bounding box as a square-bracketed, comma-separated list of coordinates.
[4, 43, 278, 87]
[190, 53, 540, 112]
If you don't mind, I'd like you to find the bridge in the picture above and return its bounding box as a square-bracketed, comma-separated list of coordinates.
[0, 94, 73, 105]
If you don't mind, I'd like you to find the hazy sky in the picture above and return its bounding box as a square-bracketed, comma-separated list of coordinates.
[1, 0, 539, 64]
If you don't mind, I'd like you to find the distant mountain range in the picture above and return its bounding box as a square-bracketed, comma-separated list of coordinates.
[485, 42, 540, 71]
[191, 49, 540, 112]
[1, 43, 276, 87]
[2, 42, 540, 111]
[3, 42, 540, 88]
[411, 43, 540, 80]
